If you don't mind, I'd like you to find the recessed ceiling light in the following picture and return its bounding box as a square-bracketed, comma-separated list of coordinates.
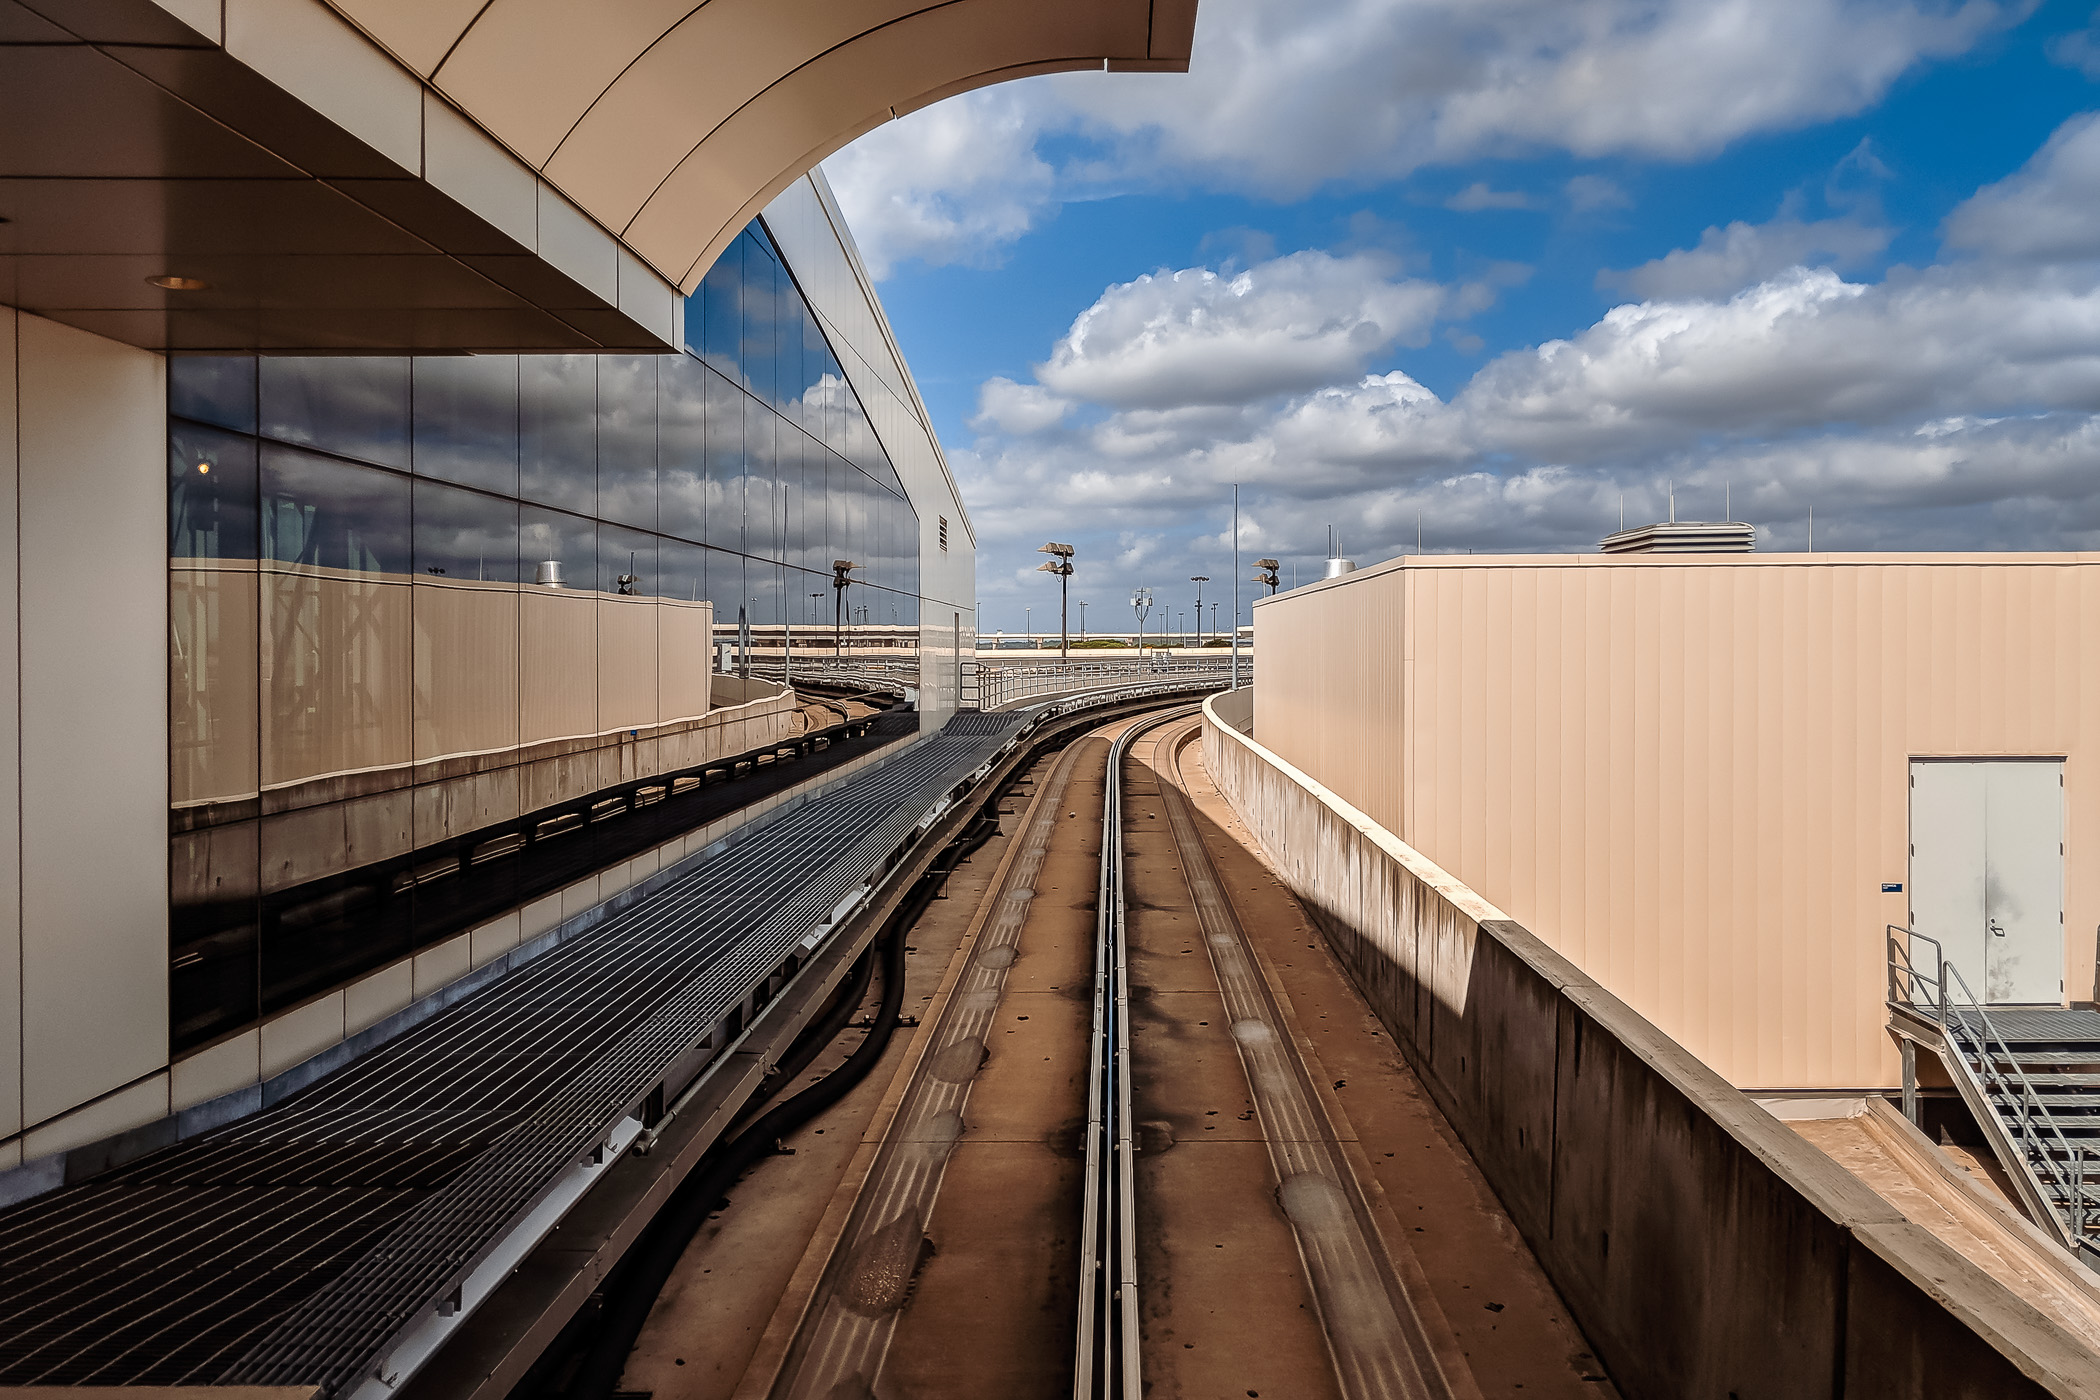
[147, 274, 210, 291]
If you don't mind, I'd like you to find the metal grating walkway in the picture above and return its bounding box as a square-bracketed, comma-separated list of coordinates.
[0, 709, 1032, 1396]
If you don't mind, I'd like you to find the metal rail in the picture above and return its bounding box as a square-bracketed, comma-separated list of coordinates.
[1887, 926, 2099, 1258]
[1074, 704, 1200, 1400]
[984, 658, 1241, 711]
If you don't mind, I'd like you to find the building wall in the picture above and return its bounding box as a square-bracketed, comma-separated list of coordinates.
[1254, 552, 2100, 1090]
[0, 310, 171, 1166]
[1202, 691, 2096, 1400]
[761, 172, 977, 718]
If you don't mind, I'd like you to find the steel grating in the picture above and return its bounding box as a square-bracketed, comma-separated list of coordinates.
[0, 708, 1034, 1397]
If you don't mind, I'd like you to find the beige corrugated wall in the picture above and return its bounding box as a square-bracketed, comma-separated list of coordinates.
[1253, 552, 2100, 1090]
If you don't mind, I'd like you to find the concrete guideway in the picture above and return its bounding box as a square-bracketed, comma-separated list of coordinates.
[689, 702, 1611, 1400]
[1143, 715, 1481, 1400]
[756, 729, 1093, 1398]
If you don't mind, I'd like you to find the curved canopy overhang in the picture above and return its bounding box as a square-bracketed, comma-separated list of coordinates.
[338, 0, 1196, 292]
[0, 0, 1194, 353]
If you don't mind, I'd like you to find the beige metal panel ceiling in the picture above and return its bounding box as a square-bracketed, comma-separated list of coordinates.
[326, 0, 1193, 291]
[2, 0, 1191, 351]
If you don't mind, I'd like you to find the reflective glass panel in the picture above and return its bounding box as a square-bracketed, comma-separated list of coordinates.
[413, 479, 519, 583]
[660, 537, 706, 605]
[412, 356, 519, 494]
[170, 422, 258, 560]
[596, 355, 658, 530]
[747, 558, 783, 626]
[745, 397, 779, 562]
[519, 505, 596, 591]
[740, 233, 779, 405]
[697, 240, 741, 380]
[260, 357, 411, 469]
[703, 369, 747, 553]
[598, 524, 657, 596]
[171, 357, 257, 434]
[261, 445, 410, 574]
[521, 354, 596, 514]
[658, 354, 708, 544]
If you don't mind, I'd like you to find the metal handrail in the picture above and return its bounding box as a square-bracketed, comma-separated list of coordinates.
[1887, 926, 2098, 1254]
[981, 657, 1241, 710]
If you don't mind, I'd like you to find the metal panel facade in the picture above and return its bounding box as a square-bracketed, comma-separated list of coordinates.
[1253, 552, 2100, 1090]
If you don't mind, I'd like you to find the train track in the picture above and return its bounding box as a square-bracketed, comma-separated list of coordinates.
[730, 703, 1482, 1400]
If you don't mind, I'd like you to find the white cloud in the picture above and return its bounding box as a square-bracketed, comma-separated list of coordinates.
[1032, 250, 1447, 410]
[1942, 110, 2100, 263]
[1600, 214, 1893, 299]
[1565, 174, 1632, 211]
[820, 90, 1055, 278]
[2049, 9, 2100, 78]
[1444, 182, 1537, 211]
[959, 111, 2100, 619]
[827, 0, 2019, 274]
[972, 377, 1073, 435]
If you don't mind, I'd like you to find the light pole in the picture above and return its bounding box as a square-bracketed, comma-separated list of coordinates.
[1024, 606, 1031, 647]
[1037, 541, 1075, 660]
[1209, 600, 1218, 643]
[1131, 587, 1153, 653]
[1078, 601, 1088, 641]
[831, 559, 858, 659]
[1191, 577, 1208, 645]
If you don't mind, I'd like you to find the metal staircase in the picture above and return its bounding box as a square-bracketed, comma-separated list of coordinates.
[1887, 926, 2100, 1265]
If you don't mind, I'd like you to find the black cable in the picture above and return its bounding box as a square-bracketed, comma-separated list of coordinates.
[561, 812, 1001, 1400]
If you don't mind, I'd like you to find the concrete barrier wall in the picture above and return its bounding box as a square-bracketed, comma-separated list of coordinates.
[1201, 692, 2098, 1400]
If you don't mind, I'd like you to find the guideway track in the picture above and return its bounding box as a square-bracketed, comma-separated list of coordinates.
[1141, 715, 1481, 1400]
[755, 721, 1102, 1399]
[738, 700, 1479, 1400]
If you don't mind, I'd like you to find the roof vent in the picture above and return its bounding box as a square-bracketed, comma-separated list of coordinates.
[1599, 521, 1755, 554]
[1324, 524, 1356, 578]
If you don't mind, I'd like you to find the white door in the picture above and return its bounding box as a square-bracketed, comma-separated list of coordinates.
[1910, 759, 2064, 1005]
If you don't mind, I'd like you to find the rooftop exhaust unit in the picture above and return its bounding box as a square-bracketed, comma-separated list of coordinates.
[1600, 483, 1755, 554]
[1324, 525, 1356, 578]
[1600, 521, 1756, 554]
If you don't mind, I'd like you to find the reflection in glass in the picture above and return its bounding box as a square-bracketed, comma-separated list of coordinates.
[260, 564, 412, 786]
[659, 355, 709, 544]
[166, 211, 925, 1050]
[170, 822, 260, 1053]
[170, 423, 258, 560]
[520, 505, 596, 590]
[740, 233, 779, 406]
[170, 357, 257, 434]
[522, 354, 596, 514]
[413, 481, 521, 762]
[696, 235, 742, 380]
[260, 357, 410, 469]
[596, 356, 658, 530]
[660, 538, 706, 605]
[262, 445, 410, 574]
[413, 356, 519, 494]
[704, 368, 746, 553]
[414, 478, 520, 583]
[745, 397, 779, 562]
[598, 523, 657, 596]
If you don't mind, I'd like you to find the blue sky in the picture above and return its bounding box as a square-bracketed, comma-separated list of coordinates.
[823, 0, 2100, 636]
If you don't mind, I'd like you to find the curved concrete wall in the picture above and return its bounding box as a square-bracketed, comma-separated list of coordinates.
[1202, 690, 2099, 1400]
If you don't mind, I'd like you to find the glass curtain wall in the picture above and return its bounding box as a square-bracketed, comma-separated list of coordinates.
[167, 219, 919, 1055]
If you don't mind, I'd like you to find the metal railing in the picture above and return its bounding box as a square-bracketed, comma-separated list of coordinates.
[981, 657, 1244, 711]
[1075, 704, 1198, 1400]
[1887, 925, 2099, 1256]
